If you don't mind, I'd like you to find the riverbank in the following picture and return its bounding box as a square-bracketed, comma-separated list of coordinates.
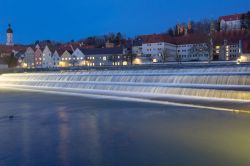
[1, 61, 250, 74]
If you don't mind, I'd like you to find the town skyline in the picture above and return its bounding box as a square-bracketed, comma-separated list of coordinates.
[0, 0, 250, 44]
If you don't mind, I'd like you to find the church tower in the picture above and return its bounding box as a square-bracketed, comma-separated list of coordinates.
[6, 24, 14, 46]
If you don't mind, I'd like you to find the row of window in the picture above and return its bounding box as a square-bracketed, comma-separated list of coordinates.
[180, 54, 209, 58]
[62, 57, 84, 61]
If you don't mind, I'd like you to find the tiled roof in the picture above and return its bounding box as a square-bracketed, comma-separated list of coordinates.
[56, 45, 74, 55]
[213, 29, 250, 45]
[137, 34, 174, 44]
[174, 33, 208, 45]
[0, 45, 27, 53]
[219, 14, 244, 21]
[136, 30, 250, 46]
[80, 47, 124, 55]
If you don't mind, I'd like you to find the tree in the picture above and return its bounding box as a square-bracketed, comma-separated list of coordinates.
[1, 52, 18, 68]
[105, 33, 116, 43]
[191, 19, 214, 33]
[125, 53, 136, 65]
[242, 11, 250, 29]
[205, 33, 214, 63]
[35, 40, 40, 45]
[167, 28, 174, 37]
[161, 48, 169, 63]
[175, 52, 182, 64]
[115, 32, 122, 46]
[189, 33, 214, 63]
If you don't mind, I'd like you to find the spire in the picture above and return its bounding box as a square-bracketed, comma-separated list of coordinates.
[177, 22, 180, 35]
[6, 23, 14, 46]
[7, 24, 13, 33]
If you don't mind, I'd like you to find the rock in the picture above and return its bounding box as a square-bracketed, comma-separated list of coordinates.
[8, 115, 14, 119]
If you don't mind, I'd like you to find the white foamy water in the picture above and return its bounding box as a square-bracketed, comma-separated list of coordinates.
[1, 66, 250, 102]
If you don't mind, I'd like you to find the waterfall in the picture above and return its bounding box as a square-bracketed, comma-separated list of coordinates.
[1, 66, 250, 101]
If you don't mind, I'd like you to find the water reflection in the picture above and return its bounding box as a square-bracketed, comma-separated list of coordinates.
[57, 108, 70, 166]
[0, 90, 250, 166]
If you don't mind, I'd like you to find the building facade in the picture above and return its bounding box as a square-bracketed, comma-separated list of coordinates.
[219, 14, 244, 31]
[23, 47, 35, 68]
[80, 47, 129, 66]
[34, 45, 43, 68]
[42, 46, 53, 68]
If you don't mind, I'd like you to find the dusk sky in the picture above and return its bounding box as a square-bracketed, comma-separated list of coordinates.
[0, 0, 250, 44]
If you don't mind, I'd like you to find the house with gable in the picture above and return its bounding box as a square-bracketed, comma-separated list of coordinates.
[71, 48, 85, 66]
[23, 47, 35, 68]
[51, 50, 60, 68]
[34, 44, 43, 68]
[42, 45, 53, 68]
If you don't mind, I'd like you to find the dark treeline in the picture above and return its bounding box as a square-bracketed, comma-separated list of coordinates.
[77, 32, 127, 48]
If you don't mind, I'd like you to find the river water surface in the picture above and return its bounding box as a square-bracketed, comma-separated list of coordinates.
[0, 89, 250, 166]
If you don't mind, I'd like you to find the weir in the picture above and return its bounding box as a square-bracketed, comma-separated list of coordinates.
[1, 66, 250, 111]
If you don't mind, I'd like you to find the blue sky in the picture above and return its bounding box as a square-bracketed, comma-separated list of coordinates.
[0, 0, 249, 44]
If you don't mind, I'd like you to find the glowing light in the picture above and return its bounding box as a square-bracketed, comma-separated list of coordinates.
[153, 59, 158, 63]
[123, 61, 128, 66]
[59, 61, 66, 67]
[22, 63, 28, 68]
[133, 58, 142, 65]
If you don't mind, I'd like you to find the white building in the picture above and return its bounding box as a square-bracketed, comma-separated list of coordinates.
[176, 44, 209, 62]
[71, 48, 85, 66]
[42, 46, 53, 68]
[219, 14, 243, 31]
[52, 51, 60, 68]
[23, 47, 35, 68]
[142, 42, 177, 62]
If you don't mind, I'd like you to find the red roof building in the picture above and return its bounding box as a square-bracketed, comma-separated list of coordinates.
[219, 14, 244, 22]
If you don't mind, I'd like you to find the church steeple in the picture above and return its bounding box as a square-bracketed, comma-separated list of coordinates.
[6, 24, 14, 46]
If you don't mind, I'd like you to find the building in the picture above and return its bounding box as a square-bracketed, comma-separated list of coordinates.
[6, 24, 14, 46]
[105, 41, 115, 48]
[138, 35, 176, 63]
[71, 48, 85, 66]
[175, 34, 210, 62]
[237, 39, 250, 63]
[80, 47, 129, 66]
[15, 50, 26, 68]
[213, 30, 250, 61]
[132, 39, 143, 56]
[219, 14, 244, 31]
[59, 50, 73, 67]
[51, 50, 60, 68]
[34, 45, 43, 68]
[42, 46, 53, 68]
[0, 59, 8, 69]
[23, 47, 35, 68]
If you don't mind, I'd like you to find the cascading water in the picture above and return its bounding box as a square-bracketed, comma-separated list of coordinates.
[1, 66, 250, 103]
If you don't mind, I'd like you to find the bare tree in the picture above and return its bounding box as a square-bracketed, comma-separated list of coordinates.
[175, 52, 182, 64]
[162, 48, 169, 63]
[125, 53, 136, 65]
